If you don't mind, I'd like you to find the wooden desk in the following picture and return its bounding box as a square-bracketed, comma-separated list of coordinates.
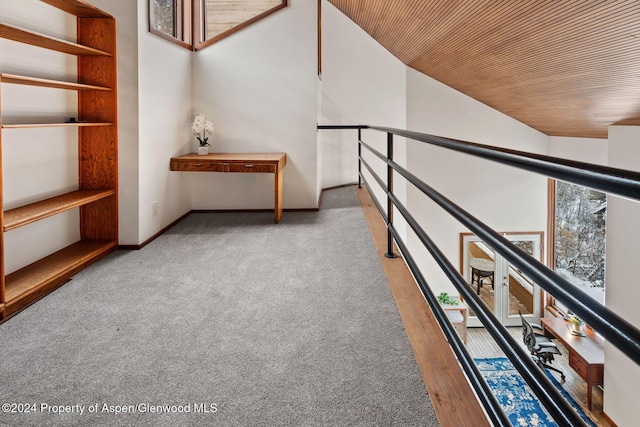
[170, 153, 287, 223]
[541, 317, 604, 410]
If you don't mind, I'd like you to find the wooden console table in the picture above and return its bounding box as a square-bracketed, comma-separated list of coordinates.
[170, 153, 287, 223]
[540, 317, 604, 410]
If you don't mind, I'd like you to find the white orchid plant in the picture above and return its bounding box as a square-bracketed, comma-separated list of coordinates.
[191, 114, 214, 147]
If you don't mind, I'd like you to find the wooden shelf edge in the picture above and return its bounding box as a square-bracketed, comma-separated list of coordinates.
[1, 122, 113, 128]
[0, 22, 111, 56]
[4, 189, 116, 232]
[4, 239, 117, 314]
[0, 73, 111, 91]
[40, 0, 113, 19]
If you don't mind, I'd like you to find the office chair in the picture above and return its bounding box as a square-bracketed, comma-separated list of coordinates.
[519, 311, 565, 381]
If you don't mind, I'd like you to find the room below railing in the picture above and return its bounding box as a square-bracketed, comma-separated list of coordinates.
[318, 124, 640, 427]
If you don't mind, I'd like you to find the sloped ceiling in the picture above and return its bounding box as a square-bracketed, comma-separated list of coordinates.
[328, 0, 640, 138]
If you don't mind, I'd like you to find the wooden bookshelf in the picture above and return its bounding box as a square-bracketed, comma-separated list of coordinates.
[4, 240, 117, 314]
[0, 73, 111, 91]
[4, 189, 116, 231]
[0, 1, 118, 320]
[0, 23, 111, 56]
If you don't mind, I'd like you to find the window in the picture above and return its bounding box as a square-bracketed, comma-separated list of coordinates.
[552, 180, 606, 312]
[149, 0, 193, 49]
[151, 0, 176, 36]
[196, 0, 287, 49]
[148, 1, 287, 51]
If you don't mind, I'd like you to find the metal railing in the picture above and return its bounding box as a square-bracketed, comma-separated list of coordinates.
[318, 124, 640, 427]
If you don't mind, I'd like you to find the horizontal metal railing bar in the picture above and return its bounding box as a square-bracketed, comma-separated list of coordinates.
[388, 191, 586, 427]
[388, 157, 640, 365]
[359, 169, 510, 425]
[361, 153, 585, 426]
[359, 140, 387, 163]
[369, 125, 640, 202]
[360, 137, 586, 425]
[319, 124, 640, 424]
[317, 124, 640, 202]
[317, 124, 368, 130]
[387, 221, 513, 427]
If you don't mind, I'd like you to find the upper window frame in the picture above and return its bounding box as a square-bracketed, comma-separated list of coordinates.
[148, 0, 288, 51]
[194, 0, 287, 51]
[149, 0, 193, 50]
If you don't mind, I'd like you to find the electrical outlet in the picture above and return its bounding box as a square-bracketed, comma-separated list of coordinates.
[152, 201, 158, 216]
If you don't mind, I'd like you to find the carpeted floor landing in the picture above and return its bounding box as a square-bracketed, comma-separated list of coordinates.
[0, 186, 438, 426]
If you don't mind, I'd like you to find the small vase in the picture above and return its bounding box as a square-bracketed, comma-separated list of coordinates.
[572, 323, 582, 334]
[198, 146, 209, 155]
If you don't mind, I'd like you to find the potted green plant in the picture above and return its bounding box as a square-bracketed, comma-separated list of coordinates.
[437, 292, 459, 305]
[569, 315, 583, 334]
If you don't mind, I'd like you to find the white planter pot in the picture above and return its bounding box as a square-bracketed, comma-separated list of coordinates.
[198, 146, 209, 155]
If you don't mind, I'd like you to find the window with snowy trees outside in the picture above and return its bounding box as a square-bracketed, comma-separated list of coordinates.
[149, 0, 191, 48]
[554, 181, 606, 312]
[152, 0, 176, 36]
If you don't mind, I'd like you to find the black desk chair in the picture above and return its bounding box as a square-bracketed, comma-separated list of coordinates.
[519, 311, 565, 380]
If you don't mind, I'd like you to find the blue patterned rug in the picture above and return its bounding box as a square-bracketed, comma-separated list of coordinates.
[475, 357, 596, 427]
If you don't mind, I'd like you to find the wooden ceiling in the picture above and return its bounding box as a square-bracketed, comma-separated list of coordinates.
[328, 0, 640, 138]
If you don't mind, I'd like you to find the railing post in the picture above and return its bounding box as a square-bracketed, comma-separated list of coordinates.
[357, 128, 362, 189]
[385, 132, 397, 259]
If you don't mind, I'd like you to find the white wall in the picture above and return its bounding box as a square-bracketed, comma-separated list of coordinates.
[320, 0, 406, 189]
[405, 68, 549, 296]
[548, 136, 608, 165]
[604, 126, 640, 427]
[91, 0, 141, 246]
[190, 0, 318, 210]
[135, 0, 192, 243]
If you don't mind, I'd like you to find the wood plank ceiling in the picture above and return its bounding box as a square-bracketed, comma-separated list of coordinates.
[328, 0, 640, 138]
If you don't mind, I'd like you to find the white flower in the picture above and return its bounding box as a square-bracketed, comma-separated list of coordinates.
[192, 114, 214, 146]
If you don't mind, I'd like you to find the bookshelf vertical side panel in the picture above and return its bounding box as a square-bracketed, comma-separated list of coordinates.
[80, 196, 117, 240]
[78, 126, 117, 241]
[0, 80, 6, 311]
[77, 17, 118, 242]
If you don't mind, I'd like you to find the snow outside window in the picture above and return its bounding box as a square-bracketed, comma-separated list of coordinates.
[554, 181, 606, 313]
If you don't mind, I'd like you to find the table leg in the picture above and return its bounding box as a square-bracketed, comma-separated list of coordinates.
[587, 370, 593, 411]
[472, 269, 480, 294]
[274, 169, 283, 223]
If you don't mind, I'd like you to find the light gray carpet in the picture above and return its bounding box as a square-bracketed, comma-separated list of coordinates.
[0, 186, 438, 426]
